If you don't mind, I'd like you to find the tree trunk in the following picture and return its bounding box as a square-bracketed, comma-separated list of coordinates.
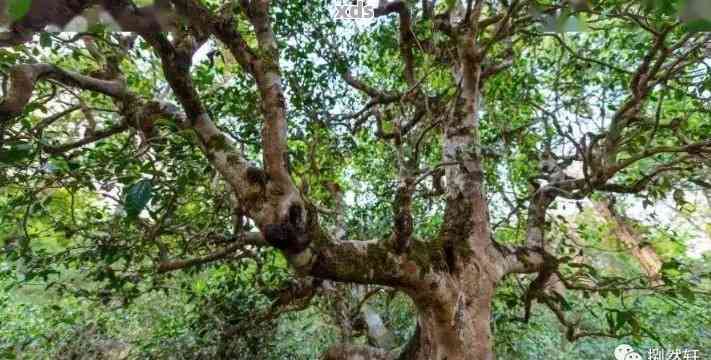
[593, 199, 663, 285]
[322, 344, 395, 360]
[399, 269, 496, 360]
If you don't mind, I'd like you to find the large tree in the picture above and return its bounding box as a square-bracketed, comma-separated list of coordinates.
[1, 0, 710, 359]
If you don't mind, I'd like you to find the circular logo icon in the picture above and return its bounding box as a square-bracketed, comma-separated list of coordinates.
[624, 352, 643, 360]
[614, 344, 638, 360]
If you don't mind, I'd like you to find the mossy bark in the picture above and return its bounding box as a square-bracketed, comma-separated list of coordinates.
[399, 264, 497, 360]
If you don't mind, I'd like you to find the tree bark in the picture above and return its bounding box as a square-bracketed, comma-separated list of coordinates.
[593, 199, 663, 285]
[322, 344, 395, 360]
[391, 20, 500, 360]
[399, 261, 497, 360]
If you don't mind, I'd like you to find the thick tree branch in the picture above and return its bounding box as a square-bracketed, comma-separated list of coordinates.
[309, 237, 419, 287]
[1, 64, 128, 121]
[439, 24, 492, 253]
[375, 1, 417, 87]
[139, 32, 272, 227]
[170, 0, 292, 188]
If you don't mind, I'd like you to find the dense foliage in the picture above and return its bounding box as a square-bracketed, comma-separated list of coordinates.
[1, 0, 710, 359]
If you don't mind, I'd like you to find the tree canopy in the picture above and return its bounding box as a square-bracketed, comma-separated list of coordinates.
[1, 0, 710, 359]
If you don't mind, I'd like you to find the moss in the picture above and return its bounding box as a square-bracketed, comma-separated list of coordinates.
[259, 48, 281, 74]
[365, 241, 390, 262]
[206, 134, 229, 152]
[306, 204, 330, 247]
[246, 166, 268, 185]
[227, 154, 243, 166]
[409, 237, 447, 274]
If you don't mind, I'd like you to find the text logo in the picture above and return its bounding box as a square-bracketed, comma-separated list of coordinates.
[333, 1, 375, 20]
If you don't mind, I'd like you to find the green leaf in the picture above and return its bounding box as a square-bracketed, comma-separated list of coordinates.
[39, 33, 52, 48]
[679, 286, 696, 302]
[606, 312, 616, 332]
[124, 179, 153, 219]
[0, 142, 34, 164]
[616, 310, 632, 330]
[7, 0, 32, 21]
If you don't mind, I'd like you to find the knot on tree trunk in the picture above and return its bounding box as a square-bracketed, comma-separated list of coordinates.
[263, 202, 310, 254]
